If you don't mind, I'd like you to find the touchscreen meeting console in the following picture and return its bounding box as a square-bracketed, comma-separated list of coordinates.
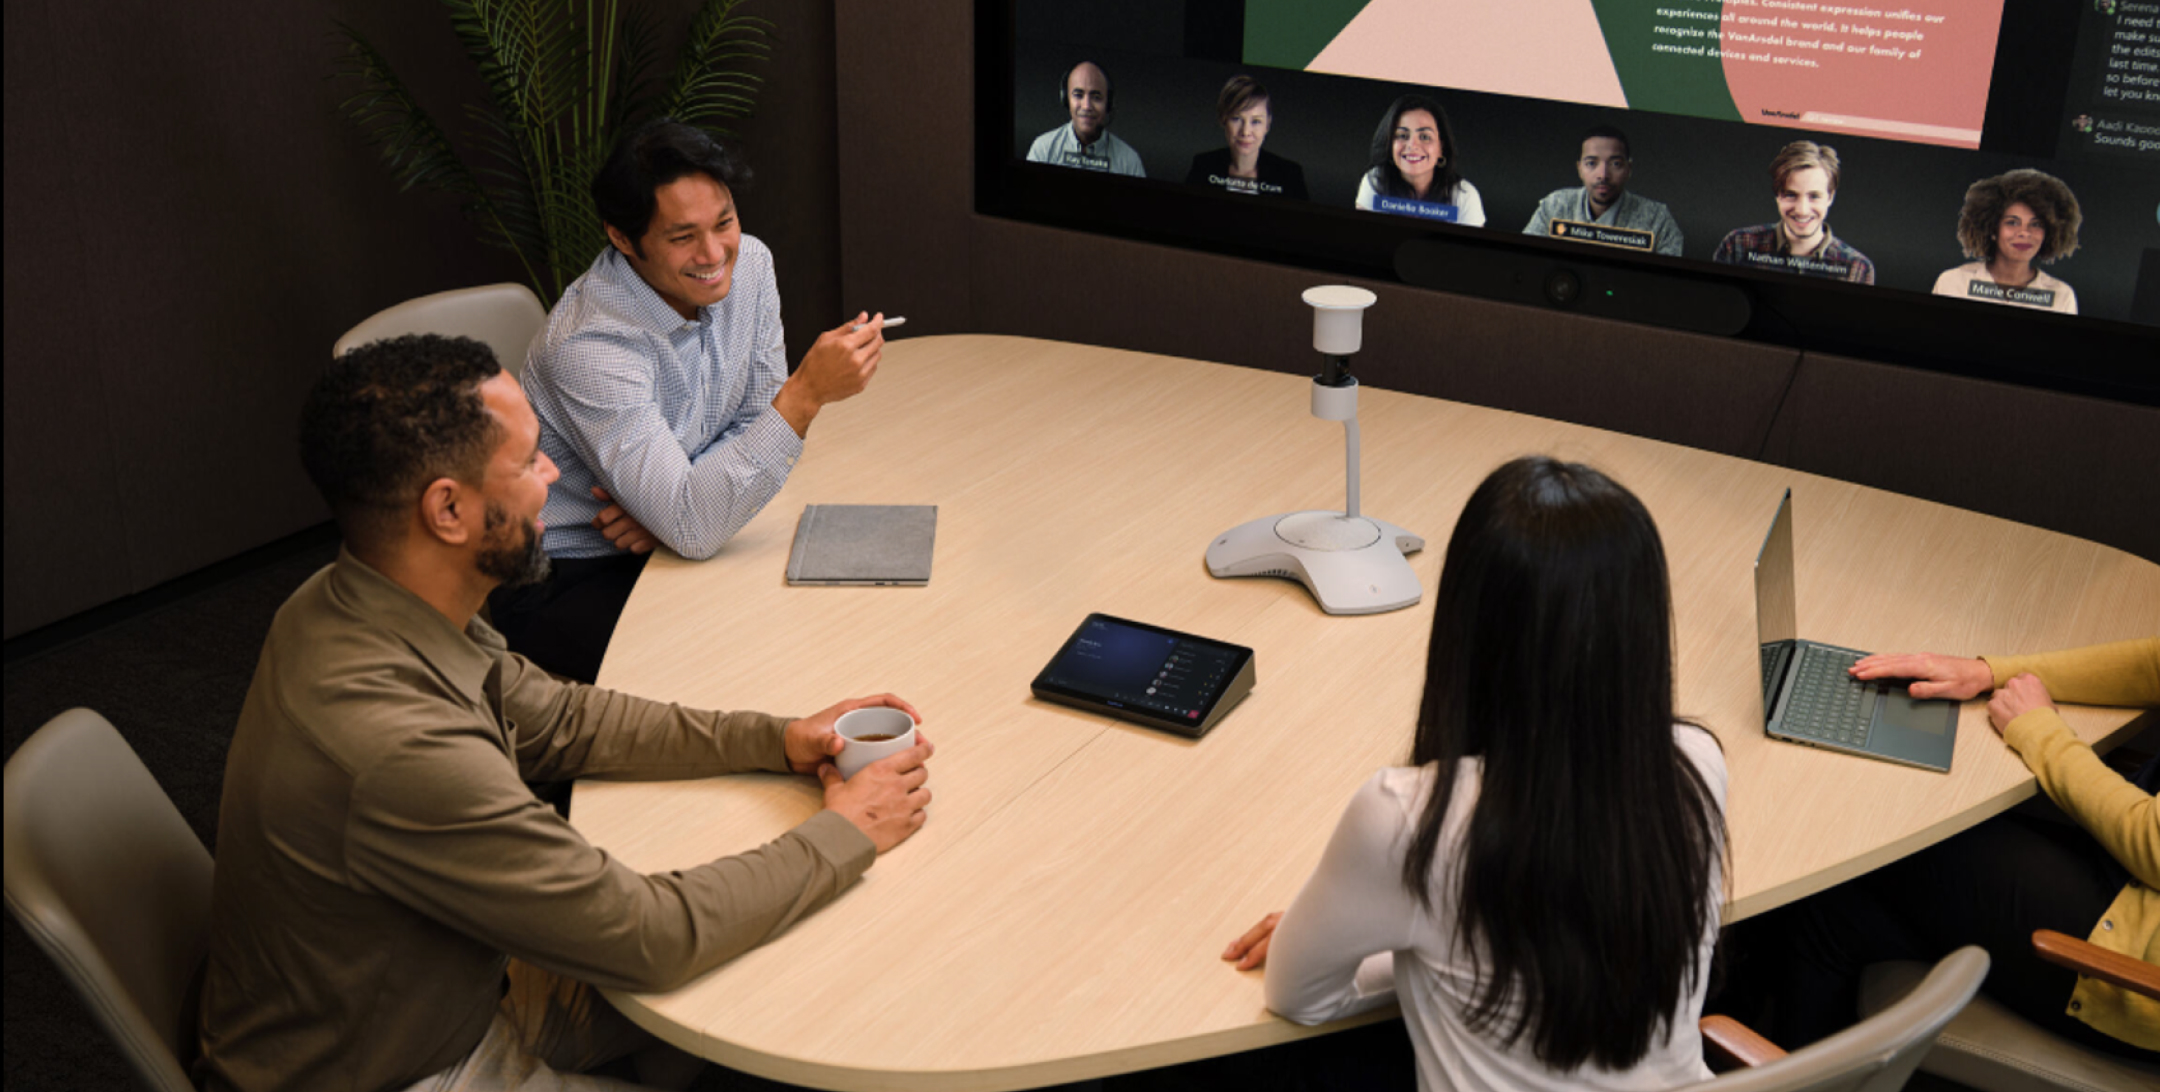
[983, 1, 2159, 398]
[1031, 614, 1257, 738]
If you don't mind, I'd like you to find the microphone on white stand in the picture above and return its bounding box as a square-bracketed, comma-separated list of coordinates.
[1204, 287, 1424, 615]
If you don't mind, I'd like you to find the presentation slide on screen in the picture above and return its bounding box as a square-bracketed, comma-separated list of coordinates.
[1247, 0, 2004, 148]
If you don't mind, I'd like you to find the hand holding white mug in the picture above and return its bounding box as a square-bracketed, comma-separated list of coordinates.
[782, 694, 920, 775]
[821, 730, 933, 854]
[832, 706, 918, 779]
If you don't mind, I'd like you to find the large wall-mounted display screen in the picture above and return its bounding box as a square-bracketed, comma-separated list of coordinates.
[1266, 2, 2006, 149]
[979, 1, 2158, 399]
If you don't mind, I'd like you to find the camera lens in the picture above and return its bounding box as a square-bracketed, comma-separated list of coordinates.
[1543, 268, 1581, 307]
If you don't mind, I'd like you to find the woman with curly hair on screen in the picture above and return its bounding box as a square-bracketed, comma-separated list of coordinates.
[1931, 169, 2082, 314]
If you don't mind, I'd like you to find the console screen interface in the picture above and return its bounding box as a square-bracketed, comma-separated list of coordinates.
[1040, 616, 1245, 724]
[1009, 0, 2160, 326]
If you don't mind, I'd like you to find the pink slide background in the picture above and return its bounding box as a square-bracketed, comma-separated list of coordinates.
[1721, 1, 2002, 148]
[1308, 0, 1627, 109]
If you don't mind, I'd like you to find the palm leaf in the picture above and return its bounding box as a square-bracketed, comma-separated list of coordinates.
[446, 0, 585, 297]
[332, 0, 772, 305]
[660, 0, 772, 133]
[607, 3, 665, 134]
[464, 109, 550, 263]
[332, 25, 480, 198]
[333, 23, 549, 295]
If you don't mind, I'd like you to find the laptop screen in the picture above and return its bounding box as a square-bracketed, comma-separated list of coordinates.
[1753, 490, 1800, 720]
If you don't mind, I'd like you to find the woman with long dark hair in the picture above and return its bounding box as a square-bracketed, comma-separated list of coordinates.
[1354, 94, 1485, 225]
[1225, 457, 1727, 1091]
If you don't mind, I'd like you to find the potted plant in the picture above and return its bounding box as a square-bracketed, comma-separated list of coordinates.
[334, 0, 770, 304]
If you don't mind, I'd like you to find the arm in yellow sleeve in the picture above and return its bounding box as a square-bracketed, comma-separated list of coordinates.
[1984, 637, 2160, 707]
[2002, 709, 2159, 889]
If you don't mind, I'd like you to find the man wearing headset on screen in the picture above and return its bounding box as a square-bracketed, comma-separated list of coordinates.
[1522, 125, 1684, 257]
[1027, 61, 1146, 177]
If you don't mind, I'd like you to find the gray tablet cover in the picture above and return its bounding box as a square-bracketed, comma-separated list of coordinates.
[785, 505, 937, 585]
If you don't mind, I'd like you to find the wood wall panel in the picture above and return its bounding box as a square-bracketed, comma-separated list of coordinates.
[2, 0, 847, 639]
[1, 0, 519, 637]
[735, 2, 842, 366]
[3, 0, 139, 636]
[834, 0, 975, 336]
[1764, 354, 2159, 562]
[970, 217, 1800, 458]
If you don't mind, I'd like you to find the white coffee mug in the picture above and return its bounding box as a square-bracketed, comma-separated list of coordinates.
[834, 706, 918, 780]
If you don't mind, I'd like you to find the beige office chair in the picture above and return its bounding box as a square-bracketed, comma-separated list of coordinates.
[1695, 945, 1989, 1092]
[4, 708, 213, 1092]
[334, 282, 547, 377]
[1857, 933, 2160, 1092]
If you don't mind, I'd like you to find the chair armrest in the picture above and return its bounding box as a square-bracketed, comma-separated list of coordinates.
[2033, 929, 2160, 1001]
[1700, 1014, 1788, 1068]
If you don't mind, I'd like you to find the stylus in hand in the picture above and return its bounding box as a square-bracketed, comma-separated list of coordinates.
[850, 316, 906, 332]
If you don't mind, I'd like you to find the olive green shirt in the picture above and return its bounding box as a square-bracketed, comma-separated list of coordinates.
[195, 550, 875, 1092]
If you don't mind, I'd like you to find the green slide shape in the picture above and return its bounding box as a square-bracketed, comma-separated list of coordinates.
[1244, 0, 1374, 71]
[1588, 0, 1740, 121]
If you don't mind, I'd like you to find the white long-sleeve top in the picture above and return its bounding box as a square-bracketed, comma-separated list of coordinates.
[1265, 726, 1728, 1092]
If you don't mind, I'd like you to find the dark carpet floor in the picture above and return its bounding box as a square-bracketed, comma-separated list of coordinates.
[5, 538, 340, 1091]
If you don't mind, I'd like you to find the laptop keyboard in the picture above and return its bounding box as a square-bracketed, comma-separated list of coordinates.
[1779, 646, 1875, 747]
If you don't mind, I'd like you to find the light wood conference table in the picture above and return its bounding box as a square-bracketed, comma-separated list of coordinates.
[571, 335, 2158, 1091]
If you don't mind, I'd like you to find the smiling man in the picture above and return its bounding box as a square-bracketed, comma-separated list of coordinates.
[494, 118, 887, 683]
[196, 335, 932, 1092]
[1712, 140, 1876, 284]
[1025, 60, 1145, 176]
[1522, 125, 1683, 256]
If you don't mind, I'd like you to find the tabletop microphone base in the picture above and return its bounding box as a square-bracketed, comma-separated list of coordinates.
[1204, 285, 1423, 615]
[1206, 511, 1424, 615]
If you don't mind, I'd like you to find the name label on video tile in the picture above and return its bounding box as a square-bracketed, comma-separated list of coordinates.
[1550, 219, 1654, 251]
[1967, 280, 2056, 308]
[1374, 195, 1460, 222]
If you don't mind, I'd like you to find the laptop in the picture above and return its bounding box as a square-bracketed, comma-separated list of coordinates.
[1753, 490, 1957, 772]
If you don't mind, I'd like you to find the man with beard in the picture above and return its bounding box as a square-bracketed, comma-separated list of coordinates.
[1025, 61, 1145, 176]
[1521, 125, 1684, 256]
[195, 334, 934, 1092]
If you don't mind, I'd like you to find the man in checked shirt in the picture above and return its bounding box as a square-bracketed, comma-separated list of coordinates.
[491, 118, 890, 682]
